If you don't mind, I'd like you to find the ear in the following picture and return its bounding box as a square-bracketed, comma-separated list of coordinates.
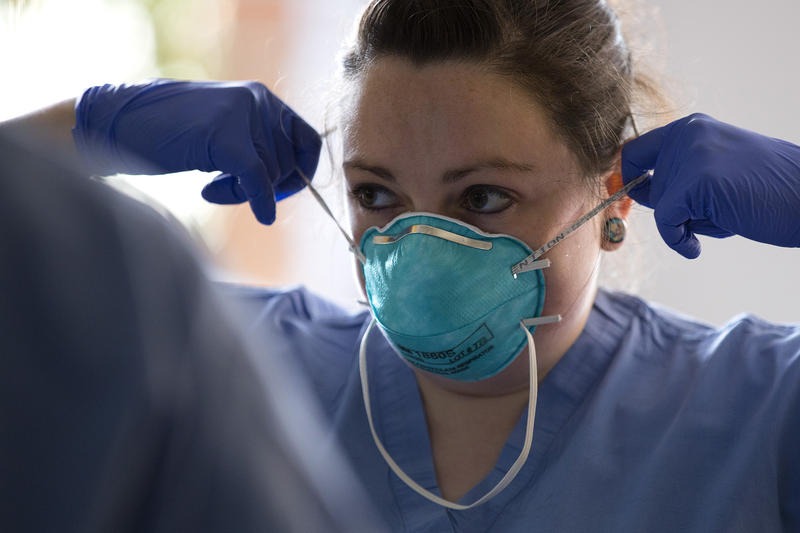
[601, 153, 631, 251]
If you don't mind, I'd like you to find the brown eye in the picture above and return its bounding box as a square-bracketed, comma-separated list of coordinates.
[358, 187, 376, 206]
[461, 185, 514, 214]
[467, 188, 489, 209]
[349, 184, 397, 211]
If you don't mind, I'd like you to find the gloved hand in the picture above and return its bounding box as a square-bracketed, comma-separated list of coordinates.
[622, 113, 800, 258]
[73, 79, 321, 224]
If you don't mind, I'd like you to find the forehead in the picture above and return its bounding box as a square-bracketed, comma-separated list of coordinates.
[341, 57, 575, 172]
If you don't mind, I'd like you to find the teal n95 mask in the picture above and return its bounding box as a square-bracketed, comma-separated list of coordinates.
[295, 166, 652, 510]
[359, 212, 558, 381]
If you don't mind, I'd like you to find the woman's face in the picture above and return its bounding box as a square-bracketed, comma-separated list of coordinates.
[342, 57, 621, 390]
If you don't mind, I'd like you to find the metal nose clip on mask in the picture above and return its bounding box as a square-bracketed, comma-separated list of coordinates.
[296, 166, 651, 510]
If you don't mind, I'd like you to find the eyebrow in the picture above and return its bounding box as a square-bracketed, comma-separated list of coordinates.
[343, 157, 537, 183]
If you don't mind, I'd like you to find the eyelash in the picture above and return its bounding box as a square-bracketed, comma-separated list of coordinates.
[348, 184, 397, 212]
[348, 183, 515, 214]
[460, 185, 515, 214]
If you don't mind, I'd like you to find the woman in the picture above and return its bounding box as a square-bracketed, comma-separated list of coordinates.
[5, 0, 799, 530]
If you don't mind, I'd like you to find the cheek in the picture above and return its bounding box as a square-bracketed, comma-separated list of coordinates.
[354, 257, 367, 298]
[538, 222, 603, 310]
[348, 210, 369, 249]
[347, 213, 369, 297]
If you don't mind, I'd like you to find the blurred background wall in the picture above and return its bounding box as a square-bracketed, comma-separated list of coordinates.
[1, 0, 798, 326]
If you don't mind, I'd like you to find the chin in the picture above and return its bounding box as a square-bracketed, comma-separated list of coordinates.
[412, 351, 532, 398]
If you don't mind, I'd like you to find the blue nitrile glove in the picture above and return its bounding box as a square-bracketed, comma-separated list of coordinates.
[622, 113, 800, 258]
[73, 79, 321, 224]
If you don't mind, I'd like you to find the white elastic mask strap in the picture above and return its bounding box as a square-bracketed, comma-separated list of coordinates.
[521, 314, 562, 328]
[358, 320, 539, 510]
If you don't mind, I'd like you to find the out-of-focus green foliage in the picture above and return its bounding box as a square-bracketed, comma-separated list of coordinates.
[137, 0, 228, 79]
[3, 0, 227, 79]
[0, 0, 228, 78]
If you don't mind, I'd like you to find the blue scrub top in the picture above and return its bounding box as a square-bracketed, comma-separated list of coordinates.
[228, 285, 800, 532]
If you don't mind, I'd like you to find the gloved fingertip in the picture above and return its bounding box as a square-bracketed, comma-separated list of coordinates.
[252, 207, 276, 225]
[200, 184, 218, 203]
[657, 222, 702, 259]
[248, 193, 277, 225]
[201, 174, 248, 205]
[674, 239, 702, 260]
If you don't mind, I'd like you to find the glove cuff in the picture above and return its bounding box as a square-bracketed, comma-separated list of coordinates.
[72, 82, 165, 176]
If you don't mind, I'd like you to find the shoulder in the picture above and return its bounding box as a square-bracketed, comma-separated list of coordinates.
[596, 291, 800, 518]
[220, 283, 368, 330]
[596, 289, 800, 412]
[598, 289, 800, 363]
[218, 284, 372, 393]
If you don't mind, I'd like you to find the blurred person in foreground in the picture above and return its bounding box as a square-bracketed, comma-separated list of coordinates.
[0, 127, 385, 532]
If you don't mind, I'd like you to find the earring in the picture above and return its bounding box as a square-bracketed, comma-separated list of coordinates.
[604, 217, 627, 244]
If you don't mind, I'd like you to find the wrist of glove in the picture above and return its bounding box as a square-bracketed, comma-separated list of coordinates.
[622, 113, 800, 258]
[73, 79, 322, 224]
[73, 82, 167, 176]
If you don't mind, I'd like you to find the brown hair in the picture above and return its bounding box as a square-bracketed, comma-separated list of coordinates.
[341, 0, 661, 180]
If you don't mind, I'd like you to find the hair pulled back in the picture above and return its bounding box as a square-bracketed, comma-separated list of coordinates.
[342, 0, 646, 179]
